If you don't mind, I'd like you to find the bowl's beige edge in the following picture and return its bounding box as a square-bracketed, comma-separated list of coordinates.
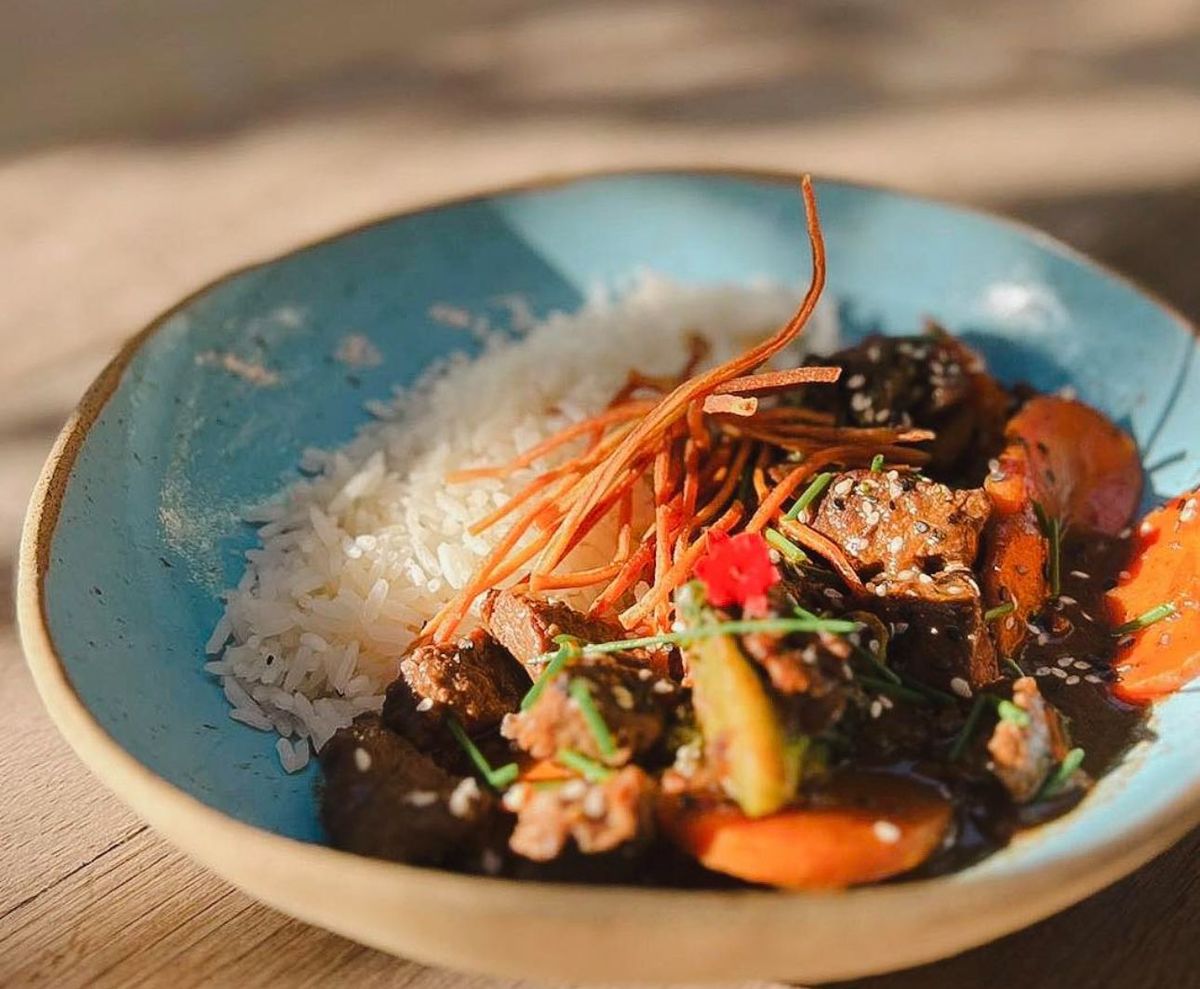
[17, 166, 1200, 984]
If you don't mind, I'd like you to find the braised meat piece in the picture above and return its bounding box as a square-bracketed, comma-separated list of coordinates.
[741, 627, 852, 734]
[482, 590, 627, 672]
[382, 630, 529, 749]
[805, 467, 998, 688]
[483, 588, 675, 678]
[320, 715, 501, 867]
[501, 656, 676, 765]
[505, 766, 657, 861]
[988, 677, 1072, 803]
[804, 330, 1010, 477]
[808, 468, 991, 581]
[872, 569, 998, 689]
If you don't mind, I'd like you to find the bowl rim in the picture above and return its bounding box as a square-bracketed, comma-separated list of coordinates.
[17, 165, 1200, 964]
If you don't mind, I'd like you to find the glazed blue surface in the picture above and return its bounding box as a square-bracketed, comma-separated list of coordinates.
[44, 173, 1200, 868]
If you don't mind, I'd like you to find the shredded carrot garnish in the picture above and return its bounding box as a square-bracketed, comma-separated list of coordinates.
[777, 517, 866, 595]
[712, 365, 842, 395]
[702, 394, 759, 416]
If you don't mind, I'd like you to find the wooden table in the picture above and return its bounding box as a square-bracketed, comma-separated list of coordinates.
[2, 146, 1199, 986]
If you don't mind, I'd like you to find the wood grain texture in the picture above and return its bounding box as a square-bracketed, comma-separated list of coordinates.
[2, 131, 1199, 985]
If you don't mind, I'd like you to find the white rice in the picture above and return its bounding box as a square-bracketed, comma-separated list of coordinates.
[206, 275, 839, 770]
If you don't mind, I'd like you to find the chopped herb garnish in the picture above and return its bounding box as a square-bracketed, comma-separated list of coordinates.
[950, 694, 989, 761]
[997, 699, 1031, 727]
[520, 635, 583, 711]
[785, 471, 834, 520]
[765, 527, 809, 564]
[856, 674, 930, 705]
[869, 453, 885, 472]
[1032, 501, 1063, 596]
[1038, 747, 1085, 799]
[855, 646, 902, 685]
[1047, 517, 1062, 596]
[556, 748, 613, 783]
[1114, 602, 1177, 636]
[984, 601, 1016, 622]
[543, 615, 861, 664]
[568, 678, 616, 759]
[1003, 657, 1025, 678]
[446, 716, 519, 789]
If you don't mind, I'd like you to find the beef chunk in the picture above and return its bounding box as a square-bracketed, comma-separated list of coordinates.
[382, 629, 529, 749]
[804, 330, 1010, 477]
[808, 468, 991, 580]
[741, 627, 851, 734]
[482, 590, 627, 672]
[806, 467, 997, 688]
[501, 656, 675, 764]
[873, 569, 999, 689]
[483, 589, 675, 678]
[320, 715, 501, 866]
[505, 766, 656, 861]
[988, 677, 1071, 803]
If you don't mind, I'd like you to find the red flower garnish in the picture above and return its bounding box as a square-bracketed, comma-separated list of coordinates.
[694, 531, 780, 615]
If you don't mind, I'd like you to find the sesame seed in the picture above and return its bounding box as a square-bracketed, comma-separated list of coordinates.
[1065, 675, 1081, 685]
[612, 685, 635, 710]
[416, 697, 435, 713]
[930, 626, 939, 635]
[1058, 595, 1078, 606]
[824, 587, 844, 601]
[892, 621, 910, 634]
[1085, 674, 1103, 684]
[833, 477, 855, 496]
[888, 536, 904, 554]
[637, 668, 653, 681]
[873, 820, 902, 844]
[582, 788, 608, 820]
[353, 747, 372, 772]
[448, 777, 481, 818]
[562, 779, 588, 801]
[1057, 657, 1075, 668]
[405, 790, 439, 807]
[1051, 667, 1068, 679]
[653, 679, 675, 694]
[1035, 666, 1052, 677]
[870, 699, 883, 719]
[502, 784, 529, 811]
[1070, 570, 1091, 580]
[874, 583, 888, 597]
[874, 408, 891, 423]
[846, 373, 866, 389]
[950, 677, 971, 698]
[850, 392, 872, 412]
[1073, 660, 1091, 671]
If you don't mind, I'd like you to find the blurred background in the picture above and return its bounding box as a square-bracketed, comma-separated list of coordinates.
[3, 2, 1200, 983]
[6, 0, 1200, 540]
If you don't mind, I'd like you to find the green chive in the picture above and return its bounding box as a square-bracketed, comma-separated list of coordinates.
[902, 676, 958, 706]
[569, 678, 616, 759]
[1003, 657, 1025, 678]
[1032, 500, 1051, 534]
[446, 716, 519, 790]
[765, 527, 809, 564]
[856, 674, 930, 705]
[568, 615, 862, 657]
[1048, 517, 1062, 597]
[854, 645, 901, 685]
[520, 635, 582, 711]
[1039, 747, 1085, 799]
[950, 694, 989, 761]
[785, 471, 834, 520]
[1114, 602, 1177, 636]
[984, 601, 1016, 622]
[869, 454, 885, 472]
[556, 748, 613, 782]
[997, 699, 1031, 727]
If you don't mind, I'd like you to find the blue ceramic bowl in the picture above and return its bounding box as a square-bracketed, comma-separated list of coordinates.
[20, 170, 1200, 982]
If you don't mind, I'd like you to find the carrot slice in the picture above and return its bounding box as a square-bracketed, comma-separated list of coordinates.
[660, 771, 951, 889]
[981, 502, 1048, 657]
[1005, 396, 1141, 535]
[1108, 492, 1200, 701]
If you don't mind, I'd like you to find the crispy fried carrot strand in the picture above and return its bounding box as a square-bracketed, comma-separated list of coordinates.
[620, 501, 745, 627]
[702, 394, 758, 416]
[712, 365, 842, 395]
[446, 400, 653, 482]
[534, 176, 827, 576]
[778, 517, 867, 595]
[589, 540, 656, 617]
